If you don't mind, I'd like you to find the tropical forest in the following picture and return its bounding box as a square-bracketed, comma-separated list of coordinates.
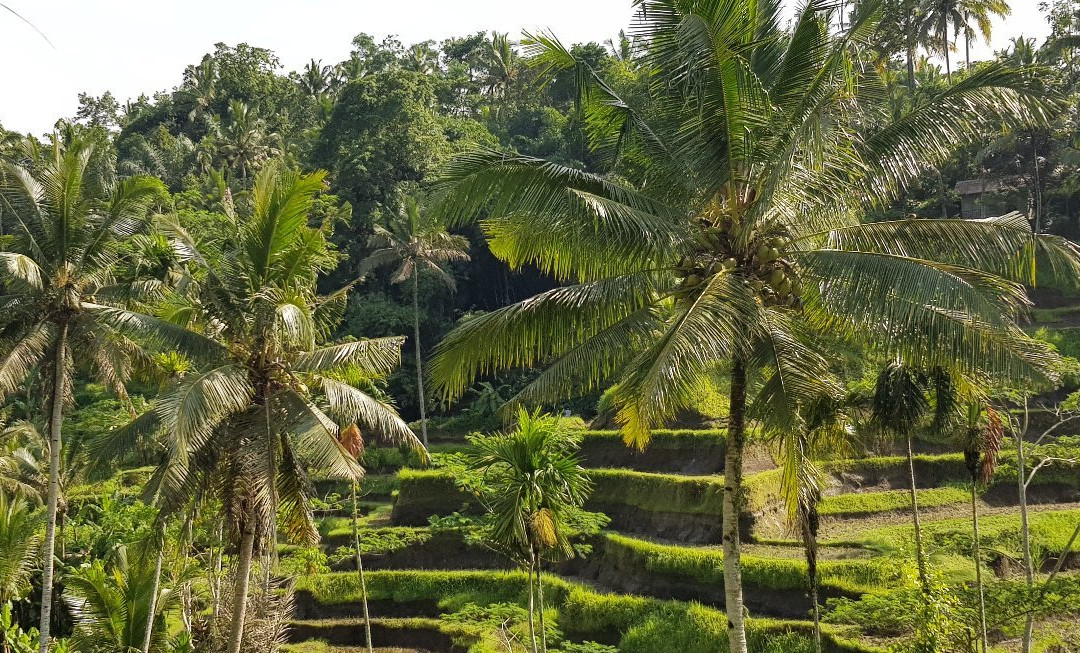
[2, 0, 1080, 651]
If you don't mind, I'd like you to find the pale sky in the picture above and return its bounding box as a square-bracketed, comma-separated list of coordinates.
[0, 0, 1052, 136]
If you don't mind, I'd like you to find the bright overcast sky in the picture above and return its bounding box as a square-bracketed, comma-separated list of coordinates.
[0, 0, 1051, 136]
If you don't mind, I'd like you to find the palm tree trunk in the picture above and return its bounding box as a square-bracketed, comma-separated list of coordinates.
[943, 19, 952, 83]
[38, 323, 67, 653]
[211, 517, 224, 620]
[143, 543, 165, 653]
[1018, 433, 1035, 653]
[526, 551, 538, 653]
[964, 13, 971, 69]
[906, 433, 929, 591]
[353, 482, 373, 653]
[801, 502, 822, 653]
[971, 480, 988, 653]
[227, 524, 257, 653]
[536, 557, 547, 653]
[723, 357, 749, 653]
[413, 272, 428, 447]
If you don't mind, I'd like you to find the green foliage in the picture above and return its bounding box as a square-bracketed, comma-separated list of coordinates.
[66, 544, 184, 653]
[278, 546, 330, 579]
[588, 468, 724, 515]
[0, 493, 42, 604]
[601, 533, 902, 596]
[0, 602, 39, 653]
[838, 509, 1080, 558]
[819, 487, 970, 517]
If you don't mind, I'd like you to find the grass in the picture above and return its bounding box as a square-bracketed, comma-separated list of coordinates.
[834, 508, 1080, 558]
[601, 533, 903, 595]
[296, 570, 883, 653]
[819, 487, 970, 517]
[320, 526, 435, 552]
[588, 468, 725, 515]
[581, 428, 729, 448]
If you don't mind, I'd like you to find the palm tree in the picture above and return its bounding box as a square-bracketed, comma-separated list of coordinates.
[65, 544, 187, 653]
[605, 30, 634, 62]
[0, 138, 167, 652]
[957, 0, 1011, 68]
[100, 161, 424, 653]
[300, 59, 334, 99]
[467, 410, 591, 653]
[428, 4, 1077, 650]
[361, 193, 470, 447]
[216, 101, 279, 180]
[921, 0, 1011, 80]
[871, 363, 940, 590]
[338, 423, 373, 653]
[0, 493, 42, 608]
[176, 55, 219, 126]
[486, 34, 521, 102]
[955, 400, 1003, 653]
[774, 394, 853, 653]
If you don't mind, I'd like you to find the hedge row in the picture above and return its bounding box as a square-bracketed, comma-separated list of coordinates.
[599, 534, 902, 595]
[296, 571, 883, 653]
[838, 507, 1080, 557]
[819, 487, 970, 518]
[588, 469, 725, 515]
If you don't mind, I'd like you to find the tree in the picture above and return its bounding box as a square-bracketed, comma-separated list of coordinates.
[175, 55, 218, 126]
[1006, 398, 1080, 653]
[65, 544, 186, 653]
[299, 59, 334, 99]
[467, 410, 591, 653]
[428, 3, 1077, 650]
[216, 100, 279, 180]
[0, 138, 167, 652]
[775, 395, 852, 653]
[871, 363, 936, 590]
[921, 0, 1011, 78]
[100, 161, 424, 653]
[337, 423, 373, 653]
[955, 400, 1003, 653]
[361, 192, 470, 445]
[315, 70, 449, 215]
[0, 493, 42, 607]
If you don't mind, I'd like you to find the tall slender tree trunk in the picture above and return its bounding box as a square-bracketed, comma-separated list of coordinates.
[526, 550, 538, 653]
[964, 13, 971, 69]
[801, 502, 822, 653]
[536, 555, 548, 653]
[264, 401, 278, 582]
[413, 272, 428, 447]
[353, 482, 373, 653]
[971, 481, 988, 653]
[227, 524, 257, 653]
[943, 21, 952, 83]
[1018, 433, 1035, 653]
[906, 433, 929, 590]
[143, 543, 165, 653]
[38, 323, 67, 653]
[723, 357, 749, 653]
[907, 45, 917, 93]
[211, 517, 225, 620]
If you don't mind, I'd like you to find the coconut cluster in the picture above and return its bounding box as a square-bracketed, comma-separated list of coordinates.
[673, 213, 802, 309]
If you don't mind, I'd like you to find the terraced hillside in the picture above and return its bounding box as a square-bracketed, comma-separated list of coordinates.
[283, 429, 1080, 653]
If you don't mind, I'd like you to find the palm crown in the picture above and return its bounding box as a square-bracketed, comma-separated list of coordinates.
[427, 3, 1080, 650]
[430, 0, 1079, 443]
[103, 161, 423, 548]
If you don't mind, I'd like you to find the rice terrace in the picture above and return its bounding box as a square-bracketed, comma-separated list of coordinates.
[1, 0, 1080, 651]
